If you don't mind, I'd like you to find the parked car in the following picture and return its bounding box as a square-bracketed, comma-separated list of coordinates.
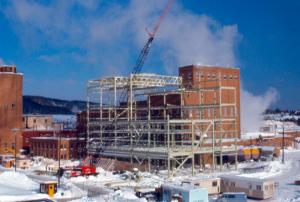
[294, 180, 300, 185]
[216, 192, 247, 202]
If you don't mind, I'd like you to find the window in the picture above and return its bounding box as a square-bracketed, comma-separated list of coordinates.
[265, 185, 268, 190]
[33, 119, 36, 123]
[231, 107, 234, 117]
[45, 119, 48, 123]
[224, 107, 227, 117]
[208, 109, 211, 118]
[256, 185, 261, 190]
[212, 181, 218, 187]
[249, 184, 252, 189]
[230, 182, 235, 187]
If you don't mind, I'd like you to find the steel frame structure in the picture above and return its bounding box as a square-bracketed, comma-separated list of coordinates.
[87, 73, 238, 178]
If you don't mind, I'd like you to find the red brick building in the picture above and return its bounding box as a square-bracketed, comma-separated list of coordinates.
[22, 130, 76, 155]
[144, 65, 241, 139]
[179, 65, 241, 138]
[0, 66, 23, 154]
[30, 136, 85, 160]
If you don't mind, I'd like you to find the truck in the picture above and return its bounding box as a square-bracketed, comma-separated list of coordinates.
[64, 165, 98, 178]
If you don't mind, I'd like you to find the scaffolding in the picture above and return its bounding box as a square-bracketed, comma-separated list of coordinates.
[87, 73, 238, 178]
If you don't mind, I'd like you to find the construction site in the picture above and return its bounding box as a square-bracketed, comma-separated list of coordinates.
[86, 65, 240, 177]
[84, 0, 241, 178]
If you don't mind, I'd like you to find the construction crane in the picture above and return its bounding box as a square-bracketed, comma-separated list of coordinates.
[131, 0, 174, 74]
[119, 0, 174, 103]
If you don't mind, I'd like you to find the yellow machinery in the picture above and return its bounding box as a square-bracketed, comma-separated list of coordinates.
[39, 181, 57, 197]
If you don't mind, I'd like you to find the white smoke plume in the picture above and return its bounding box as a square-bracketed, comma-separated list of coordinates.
[0, 58, 4, 65]
[1, 0, 279, 132]
[241, 88, 278, 132]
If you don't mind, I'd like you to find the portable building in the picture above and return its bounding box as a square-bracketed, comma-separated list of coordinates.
[220, 175, 275, 200]
[162, 183, 208, 202]
[183, 177, 221, 195]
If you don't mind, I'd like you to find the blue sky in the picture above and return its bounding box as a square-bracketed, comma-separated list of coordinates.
[0, 0, 299, 109]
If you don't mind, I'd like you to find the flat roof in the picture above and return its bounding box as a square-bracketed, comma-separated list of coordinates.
[220, 174, 275, 183]
[23, 114, 53, 117]
[31, 136, 84, 141]
[179, 64, 240, 70]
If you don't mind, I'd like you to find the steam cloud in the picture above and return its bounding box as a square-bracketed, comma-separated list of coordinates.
[241, 88, 278, 132]
[1, 0, 278, 132]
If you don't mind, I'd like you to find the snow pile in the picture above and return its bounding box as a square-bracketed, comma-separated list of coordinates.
[55, 182, 85, 199]
[0, 171, 38, 190]
[113, 190, 146, 202]
[281, 196, 300, 202]
[70, 168, 119, 184]
[139, 172, 164, 188]
[0, 194, 50, 202]
[239, 160, 290, 179]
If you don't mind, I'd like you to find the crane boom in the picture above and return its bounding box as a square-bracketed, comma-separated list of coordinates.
[131, 0, 173, 74]
[118, 0, 173, 104]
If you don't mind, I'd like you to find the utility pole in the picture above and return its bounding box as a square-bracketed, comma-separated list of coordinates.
[56, 125, 62, 187]
[12, 128, 20, 172]
[282, 122, 285, 164]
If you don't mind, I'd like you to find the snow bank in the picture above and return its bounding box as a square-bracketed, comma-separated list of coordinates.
[55, 182, 85, 199]
[239, 160, 290, 179]
[0, 171, 38, 190]
[0, 194, 50, 202]
[113, 190, 146, 202]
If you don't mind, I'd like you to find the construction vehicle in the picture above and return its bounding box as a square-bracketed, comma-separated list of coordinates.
[63, 156, 98, 178]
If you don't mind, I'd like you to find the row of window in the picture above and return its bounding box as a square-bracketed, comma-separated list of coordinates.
[182, 72, 238, 80]
[184, 107, 236, 118]
[32, 142, 82, 150]
[224, 181, 273, 191]
[22, 118, 49, 123]
[0, 103, 16, 109]
[33, 151, 68, 159]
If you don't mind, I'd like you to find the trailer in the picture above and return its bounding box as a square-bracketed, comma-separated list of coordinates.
[162, 183, 208, 202]
[220, 175, 276, 200]
[182, 177, 221, 195]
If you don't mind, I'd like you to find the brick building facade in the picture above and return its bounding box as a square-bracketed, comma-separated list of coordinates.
[22, 130, 76, 155]
[30, 136, 85, 160]
[179, 65, 241, 138]
[0, 66, 23, 154]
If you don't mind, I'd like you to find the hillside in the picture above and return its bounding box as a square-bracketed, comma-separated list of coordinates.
[23, 95, 86, 114]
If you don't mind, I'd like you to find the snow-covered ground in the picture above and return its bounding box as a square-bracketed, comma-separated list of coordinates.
[1, 150, 300, 202]
[0, 171, 50, 202]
